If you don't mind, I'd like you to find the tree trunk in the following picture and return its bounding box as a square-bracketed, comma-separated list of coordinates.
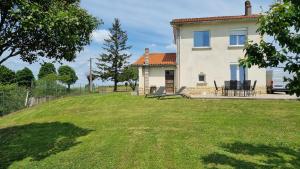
[114, 81, 118, 92]
[68, 84, 71, 92]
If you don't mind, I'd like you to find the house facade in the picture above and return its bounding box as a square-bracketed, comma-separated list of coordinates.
[133, 1, 267, 96]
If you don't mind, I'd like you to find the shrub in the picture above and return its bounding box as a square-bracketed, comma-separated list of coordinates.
[0, 84, 27, 116]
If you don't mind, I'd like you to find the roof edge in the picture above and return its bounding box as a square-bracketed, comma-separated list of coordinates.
[170, 14, 261, 26]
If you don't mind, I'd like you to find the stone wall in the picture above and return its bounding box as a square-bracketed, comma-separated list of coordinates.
[138, 87, 145, 96]
[138, 85, 267, 96]
[185, 86, 267, 96]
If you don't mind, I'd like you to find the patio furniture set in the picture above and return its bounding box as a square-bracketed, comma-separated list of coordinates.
[214, 80, 257, 97]
[145, 80, 257, 99]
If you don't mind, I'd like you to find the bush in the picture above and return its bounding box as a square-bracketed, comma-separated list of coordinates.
[0, 84, 27, 116]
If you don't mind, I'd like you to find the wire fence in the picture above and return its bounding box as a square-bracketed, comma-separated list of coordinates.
[0, 81, 134, 116]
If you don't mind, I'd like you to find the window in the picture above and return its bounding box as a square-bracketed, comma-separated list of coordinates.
[230, 29, 247, 46]
[198, 73, 206, 82]
[194, 31, 210, 47]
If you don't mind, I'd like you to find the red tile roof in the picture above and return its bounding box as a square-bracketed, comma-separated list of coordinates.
[171, 14, 260, 25]
[133, 53, 176, 66]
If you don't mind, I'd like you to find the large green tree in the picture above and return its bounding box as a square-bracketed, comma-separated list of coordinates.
[0, 0, 100, 65]
[95, 18, 131, 92]
[58, 65, 78, 90]
[240, 0, 300, 96]
[119, 66, 138, 91]
[16, 67, 35, 88]
[38, 63, 56, 79]
[0, 65, 15, 84]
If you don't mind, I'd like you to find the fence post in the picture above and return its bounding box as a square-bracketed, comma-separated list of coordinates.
[25, 90, 29, 107]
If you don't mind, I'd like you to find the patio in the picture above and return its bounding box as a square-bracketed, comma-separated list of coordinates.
[181, 80, 298, 100]
[190, 92, 299, 100]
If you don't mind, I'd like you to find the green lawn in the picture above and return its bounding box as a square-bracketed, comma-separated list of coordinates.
[0, 93, 299, 169]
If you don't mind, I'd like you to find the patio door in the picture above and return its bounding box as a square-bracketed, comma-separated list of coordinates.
[165, 70, 174, 94]
[230, 64, 247, 81]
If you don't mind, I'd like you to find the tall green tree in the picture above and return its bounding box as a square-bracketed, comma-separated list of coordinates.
[16, 67, 35, 88]
[58, 65, 78, 90]
[0, 65, 15, 84]
[119, 66, 138, 91]
[38, 63, 56, 79]
[240, 0, 300, 96]
[95, 18, 131, 92]
[0, 0, 100, 65]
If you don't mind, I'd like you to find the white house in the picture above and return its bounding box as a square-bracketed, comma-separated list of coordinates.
[133, 1, 267, 96]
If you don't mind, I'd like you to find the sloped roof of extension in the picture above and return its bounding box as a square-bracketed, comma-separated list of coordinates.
[171, 14, 260, 25]
[132, 53, 176, 66]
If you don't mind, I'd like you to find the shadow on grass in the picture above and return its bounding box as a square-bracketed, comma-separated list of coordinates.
[0, 122, 92, 169]
[202, 142, 300, 169]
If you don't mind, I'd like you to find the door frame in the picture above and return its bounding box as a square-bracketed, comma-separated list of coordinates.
[165, 70, 175, 94]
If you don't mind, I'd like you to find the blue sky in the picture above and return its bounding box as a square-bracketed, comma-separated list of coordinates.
[4, 0, 274, 85]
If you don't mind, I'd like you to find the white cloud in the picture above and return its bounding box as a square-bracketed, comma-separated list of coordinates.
[150, 43, 157, 47]
[165, 43, 176, 50]
[92, 29, 111, 44]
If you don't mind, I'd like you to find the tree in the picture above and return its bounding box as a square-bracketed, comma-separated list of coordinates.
[0, 0, 100, 65]
[240, 0, 300, 97]
[58, 65, 78, 90]
[38, 63, 56, 79]
[95, 18, 131, 92]
[0, 65, 15, 84]
[16, 67, 35, 88]
[119, 66, 138, 91]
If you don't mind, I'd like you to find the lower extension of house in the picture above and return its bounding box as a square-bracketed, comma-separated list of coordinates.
[133, 0, 267, 96]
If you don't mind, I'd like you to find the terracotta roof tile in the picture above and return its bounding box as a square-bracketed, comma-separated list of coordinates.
[171, 14, 260, 25]
[133, 53, 176, 66]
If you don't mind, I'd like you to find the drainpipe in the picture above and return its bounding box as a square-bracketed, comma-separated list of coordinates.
[177, 27, 181, 89]
[144, 48, 150, 95]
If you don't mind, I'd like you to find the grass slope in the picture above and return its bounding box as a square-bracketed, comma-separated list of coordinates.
[0, 93, 300, 169]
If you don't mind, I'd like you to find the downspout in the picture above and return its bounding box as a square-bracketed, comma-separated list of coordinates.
[175, 26, 181, 89]
[178, 28, 181, 89]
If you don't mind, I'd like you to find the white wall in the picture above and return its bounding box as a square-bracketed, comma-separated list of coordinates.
[138, 67, 144, 88]
[138, 66, 177, 92]
[177, 21, 266, 88]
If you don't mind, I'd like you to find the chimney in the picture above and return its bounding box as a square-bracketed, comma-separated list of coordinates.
[144, 48, 150, 95]
[245, 0, 252, 16]
[144, 48, 150, 65]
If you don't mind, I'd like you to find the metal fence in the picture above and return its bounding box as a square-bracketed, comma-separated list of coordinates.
[0, 81, 134, 116]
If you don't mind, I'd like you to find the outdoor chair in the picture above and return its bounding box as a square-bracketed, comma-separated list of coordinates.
[214, 80, 223, 96]
[224, 81, 230, 96]
[230, 80, 238, 96]
[243, 80, 251, 96]
[237, 81, 243, 96]
[145, 86, 165, 98]
[158, 86, 187, 99]
[251, 80, 257, 96]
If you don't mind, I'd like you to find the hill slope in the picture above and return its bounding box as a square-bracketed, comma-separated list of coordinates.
[0, 93, 300, 169]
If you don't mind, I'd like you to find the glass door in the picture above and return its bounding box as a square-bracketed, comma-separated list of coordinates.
[230, 64, 247, 81]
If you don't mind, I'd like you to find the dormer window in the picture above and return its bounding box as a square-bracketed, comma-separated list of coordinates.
[230, 29, 247, 46]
